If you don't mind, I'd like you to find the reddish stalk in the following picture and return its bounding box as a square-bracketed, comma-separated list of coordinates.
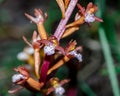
[39, 55, 52, 83]
[40, 0, 78, 84]
[54, 0, 78, 41]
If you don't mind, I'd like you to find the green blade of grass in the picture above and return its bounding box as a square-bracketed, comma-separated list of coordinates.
[103, 15, 120, 63]
[101, 65, 120, 76]
[95, 0, 120, 96]
[78, 80, 96, 96]
[98, 27, 120, 96]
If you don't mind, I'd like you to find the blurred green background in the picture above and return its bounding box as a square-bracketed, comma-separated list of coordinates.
[0, 0, 120, 96]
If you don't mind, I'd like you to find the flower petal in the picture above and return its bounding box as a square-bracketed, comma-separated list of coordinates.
[56, 0, 65, 18]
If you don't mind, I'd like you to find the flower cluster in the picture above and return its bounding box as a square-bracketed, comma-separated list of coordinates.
[8, 0, 102, 96]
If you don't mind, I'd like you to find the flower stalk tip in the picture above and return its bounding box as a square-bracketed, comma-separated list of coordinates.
[54, 0, 78, 41]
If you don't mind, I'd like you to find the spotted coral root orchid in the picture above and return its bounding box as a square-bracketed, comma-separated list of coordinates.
[46, 77, 70, 95]
[77, 2, 103, 23]
[8, 66, 44, 93]
[9, 1, 103, 96]
[66, 2, 103, 28]
[63, 2, 103, 38]
[47, 40, 82, 75]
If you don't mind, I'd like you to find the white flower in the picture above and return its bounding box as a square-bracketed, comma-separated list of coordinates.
[17, 52, 29, 61]
[84, 13, 95, 23]
[24, 47, 34, 55]
[69, 50, 82, 62]
[12, 74, 25, 83]
[43, 43, 55, 55]
[55, 85, 65, 96]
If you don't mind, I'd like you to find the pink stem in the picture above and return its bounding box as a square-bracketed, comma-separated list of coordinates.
[39, 55, 51, 83]
[54, 0, 78, 41]
[39, 0, 78, 84]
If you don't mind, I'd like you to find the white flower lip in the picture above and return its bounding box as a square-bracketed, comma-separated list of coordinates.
[12, 74, 25, 83]
[55, 85, 65, 96]
[85, 13, 95, 23]
[43, 44, 55, 55]
[69, 50, 82, 62]
[24, 47, 34, 55]
[17, 52, 29, 61]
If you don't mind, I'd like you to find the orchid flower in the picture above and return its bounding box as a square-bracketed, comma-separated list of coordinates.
[47, 40, 82, 75]
[66, 2, 103, 28]
[46, 77, 70, 95]
[38, 36, 64, 56]
[8, 66, 44, 93]
[25, 9, 48, 39]
[62, 2, 103, 38]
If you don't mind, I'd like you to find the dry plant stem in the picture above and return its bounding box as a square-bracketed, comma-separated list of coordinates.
[39, 55, 51, 83]
[37, 23, 47, 39]
[62, 26, 79, 38]
[34, 49, 41, 78]
[26, 77, 44, 91]
[56, 0, 65, 18]
[54, 0, 78, 41]
[47, 56, 70, 75]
